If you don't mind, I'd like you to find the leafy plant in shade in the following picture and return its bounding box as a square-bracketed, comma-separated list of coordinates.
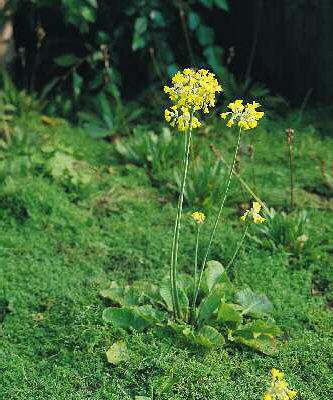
[102, 68, 280, 353]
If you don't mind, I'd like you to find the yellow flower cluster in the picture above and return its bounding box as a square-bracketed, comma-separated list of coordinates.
[241, 202, 266, 224]
[191, 211, 206, 224]
[263, 369, 298, 400]
[164, 68, 222, 132]
[165, 106, 201, 132]
[221, 100, 264, 130]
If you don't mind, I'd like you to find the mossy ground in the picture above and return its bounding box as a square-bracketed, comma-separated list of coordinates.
[0, 111, 332, 399]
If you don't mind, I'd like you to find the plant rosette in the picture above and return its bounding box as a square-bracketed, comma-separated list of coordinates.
[101, 260, 281, 354]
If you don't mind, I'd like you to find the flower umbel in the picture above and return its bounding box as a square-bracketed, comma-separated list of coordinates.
[221, 100, 264, 130]
[164, 68, 222, 113]
[263, 369, 298, 400]
[241, 201, 266, 224]
[164, 68, 222, 132]
[191, 211, 206, 224]
[165, 106, 201, 132]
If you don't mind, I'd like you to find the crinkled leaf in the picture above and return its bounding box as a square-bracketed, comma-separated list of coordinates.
[101, 286, 143, 307]
[235, 288, 273, 317]
[100, 287, 125, 306]
[204, 260, 225, 292]
[159, 285, 173, 312]
[234, 320, 281, 339]
[102, 307, 151, 331]
[198, 285, 224, 323]
[106, 341, 128, 365]
[135, 305, 166, 325]
[54, 53, 78, 67]
[233, 334, 278, 355]
[218, 302, 243, 325]
[192, 325, 225, 348]
[203, 261, 234, 300]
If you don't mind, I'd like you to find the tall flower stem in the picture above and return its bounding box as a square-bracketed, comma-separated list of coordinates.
[170, 111, 194, 319]
[225, 223, 249, 271]
[191, 224, 200, 314]
[193, 128, 242, 308]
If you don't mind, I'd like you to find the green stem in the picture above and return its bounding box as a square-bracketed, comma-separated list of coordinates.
[192, 225, 200, 311]
[193, 128, 242, 308]
[170, 111, 194, 318]
[225, 223, 249, 271]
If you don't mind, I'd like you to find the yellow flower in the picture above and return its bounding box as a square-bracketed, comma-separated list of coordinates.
[164, 105, 202, 132]
[264, 369, 298, 400]
[240, 202, 266, 224]
[220, 99, 264, 131]
[191, 211, 205, 224]
[164, 68, 222, 131]
[287, 390, 298, 400]
[271, 368, 285, 380]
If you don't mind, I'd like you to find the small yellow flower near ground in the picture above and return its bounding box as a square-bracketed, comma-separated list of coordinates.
[263, 369, 298, 400]
[164, 68, 222, 132]
[191, 211, 205, 224]
[221, 99, 264, 131]
[240, 201, 266, 224]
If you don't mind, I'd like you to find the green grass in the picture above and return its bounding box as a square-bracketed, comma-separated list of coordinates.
[0, 111, 332, 399]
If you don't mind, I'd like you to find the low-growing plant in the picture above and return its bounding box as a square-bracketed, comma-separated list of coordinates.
[102, 68, 280, 353]
[253, 208, 311, 257]
[172, 155, 226, 209]
[115, 126, 183, 176]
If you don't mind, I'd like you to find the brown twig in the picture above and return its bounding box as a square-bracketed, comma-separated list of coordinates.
[286, 128, 295, 209]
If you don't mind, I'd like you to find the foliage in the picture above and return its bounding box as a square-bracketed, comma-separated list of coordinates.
[78, 90, 144, 139]
[101, 260, 280, 354]
[6, 0, 230, 117]
[115, 126, 183, 175]
[253, 209, 312, 257]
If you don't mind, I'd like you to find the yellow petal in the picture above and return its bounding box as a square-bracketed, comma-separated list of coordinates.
[252, 202, 261, 213]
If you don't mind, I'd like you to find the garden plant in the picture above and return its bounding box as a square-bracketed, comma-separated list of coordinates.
[102, 68, 282, 353]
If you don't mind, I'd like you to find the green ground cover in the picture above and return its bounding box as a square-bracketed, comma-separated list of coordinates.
[0, 111, 332, 399]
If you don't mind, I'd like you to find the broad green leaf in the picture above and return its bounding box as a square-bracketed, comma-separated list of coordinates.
[187, 11, 200, 31]
[192, 325, 225, 347]
[234, 320, 281, 339]
[72, 70, 83, 99]
[233, 334, 278, 355]
[159, 285, 173, 312]
[217, 302, 242, 324]
[81, 6, 96, 22]
[106, 341, 128, 365]
[54, 53, 78, 67]
[167, 320, 190, 335]
[100, 287, 124, 306]
[134, 16, 148, 34]
[178, 286, 189, 321]
[196, 25, 214, 46]
[214, 0, 229, 11]
[199, 0, 214, 8]
[235, 288, 273, 317]
[204, 260, 225, 292]
[150, 10, 166, 27]
[132, 33, 146, 51]
[198, 285, 224, 323]
[102, 307, 151, 331]
[135, 305, 166, 324]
